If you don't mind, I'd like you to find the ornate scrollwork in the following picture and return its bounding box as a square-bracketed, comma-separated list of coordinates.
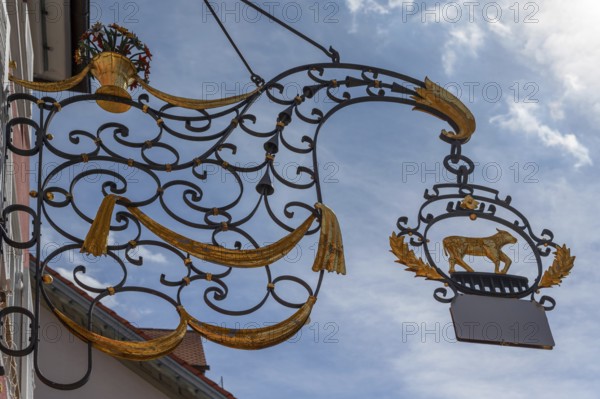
[391, 142, 575, 300]
[4, 44, 484, 387]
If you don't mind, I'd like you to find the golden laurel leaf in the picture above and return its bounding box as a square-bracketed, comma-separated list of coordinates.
[389, 232, 444, 281]
[538, 244, 575, 289]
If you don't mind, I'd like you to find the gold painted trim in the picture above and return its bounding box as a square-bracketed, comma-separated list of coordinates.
[186, 296, 316, 350]
[390, 233, 444, 280]
[9, 50, 259, 111]
[538, 244, 575, 289]
[412, 77, 476, 142]
[460, 195, 479, 210]
[55, 296, 318, 353]
[81, 195, 316, 267]
[133, 75, 260, 110]
[127, 199, 315, 267]
[9, 64, 92, 92]
[53, 307, 190, 360]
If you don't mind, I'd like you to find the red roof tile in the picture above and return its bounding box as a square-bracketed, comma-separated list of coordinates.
[140, 328, 208, 371]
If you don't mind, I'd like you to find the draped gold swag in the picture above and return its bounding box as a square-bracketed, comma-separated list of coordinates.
[53, 195, 345, 355]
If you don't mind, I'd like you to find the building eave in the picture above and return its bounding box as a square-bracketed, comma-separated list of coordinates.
[34, 263, 236, 399]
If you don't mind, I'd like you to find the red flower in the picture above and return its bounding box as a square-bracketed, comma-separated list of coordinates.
[94, 34, 104, 48]
[77, 23, 152, 89]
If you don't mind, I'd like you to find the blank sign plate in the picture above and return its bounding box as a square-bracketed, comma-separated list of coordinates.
[450, 294, 555, 349]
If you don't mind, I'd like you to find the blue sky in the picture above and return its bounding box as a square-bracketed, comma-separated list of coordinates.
[32, 1, 600, 398]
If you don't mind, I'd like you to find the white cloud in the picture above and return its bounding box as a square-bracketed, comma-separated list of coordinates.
[133, 246, 168, 264]
[490, 102, 592, 167]
[442, 24, 484, 75]
[55, 267, 118, 308]
[345, 0, 411, 14]
[549, 101, 566, 121]
[485, 0, 600, 120]
[487, 20, 511, 38]
[109, 231, 167, 264]
[54, 267, 159, 322]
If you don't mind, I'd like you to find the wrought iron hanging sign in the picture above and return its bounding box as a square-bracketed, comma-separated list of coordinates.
[390, 140, 575, 349]
[1, 10, 575, 391]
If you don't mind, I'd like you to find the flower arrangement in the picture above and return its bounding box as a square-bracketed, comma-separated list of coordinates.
[76, 22, 152, 88]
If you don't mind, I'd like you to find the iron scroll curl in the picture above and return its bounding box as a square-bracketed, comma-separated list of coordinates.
[5, 59, 479, 388]
[391, 144, 574, 301]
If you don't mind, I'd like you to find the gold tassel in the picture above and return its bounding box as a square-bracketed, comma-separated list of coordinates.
[81, 194, 118, 256]
[313, 203, 346, 275]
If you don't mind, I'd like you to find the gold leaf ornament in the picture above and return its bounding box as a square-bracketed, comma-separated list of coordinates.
[538, 244, 576, 288]
[412, 77, 476, 142]
[389, 233, 443, 280]
[460, 195, 479, 210]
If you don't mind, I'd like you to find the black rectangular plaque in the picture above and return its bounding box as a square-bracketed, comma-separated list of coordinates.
[450, 294, 555, 349]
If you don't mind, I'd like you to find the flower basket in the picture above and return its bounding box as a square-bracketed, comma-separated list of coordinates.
[91, 52, 138, 112]
[77, 23, 152, 113]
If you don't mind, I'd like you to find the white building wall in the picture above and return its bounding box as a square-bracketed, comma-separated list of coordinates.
[0, 3, 172, 398]
[1, 1, 35, 398]
[35, 307, 170, 399]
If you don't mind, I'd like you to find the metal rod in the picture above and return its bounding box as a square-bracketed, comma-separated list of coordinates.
[202, 0, 264, 86]
[239, 0, 340, 63]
